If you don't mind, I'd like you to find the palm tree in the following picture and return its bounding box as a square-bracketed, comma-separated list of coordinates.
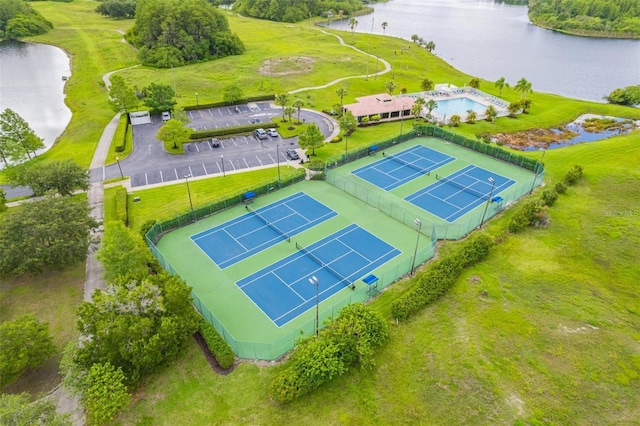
[507, 102, 520, 118]
[349, 18, 358, 36]
[336, 87, 348, 108]
[284, 106, 295, 124]
[514, 77, 532, 98]
[426, 99, 438, 118]
[411, 34, 419, 43]
[411, 98, 425, 120]
[425, 41, 436, 52]
[381, 21, 388, 35]
[385, 80, 396, 94]
[292, 98, 305, 124]
[495, 77, 508, 96]
[466, 110, 477, 124]
[520, 98, 532, 114]
[421, 78, 435, 92]
[449, 115, 461, 127]
[275, 93, 289, 122]
[485, 105, 498, 123]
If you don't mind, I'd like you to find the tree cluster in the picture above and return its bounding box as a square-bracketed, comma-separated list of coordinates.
[5, 160, 90, 197]
[234, 0, 363, 23]
[125, 0, 245, 68]
[529, 0, 640, 37]
[0, 0, 53, 39]
[95, 0, 137, 19]
[605, 84, 640, 105]
[0, 108, 45, 166]
[0, 393, 70, 426]
[268, 303, 388, 403]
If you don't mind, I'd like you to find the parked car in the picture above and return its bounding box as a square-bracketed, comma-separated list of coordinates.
[161, 111, 171, 121]
[254, 128, 268, 140]
[251, 118, 261, 124]
[210, 138, 220, 148]
[267, 128, 279, 138]
[286, 148, 299, 160]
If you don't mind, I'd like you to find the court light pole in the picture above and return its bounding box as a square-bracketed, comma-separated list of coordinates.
[480, 177, 496, 228]
[276, 144, 281, 187]
[220, 155, 225, 177]
[529, 148, 545, 194]
[184, 174, 194, 221]
[410, 218, 422, 275]
[309, 276, 320, 336]
[400, 105, 406, 136]
[115, 156, 123, 179]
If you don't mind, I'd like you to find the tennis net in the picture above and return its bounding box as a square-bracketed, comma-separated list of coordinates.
[385, 153, 430, 176]
[296, 242, 355, 289]
[435, 174, 489, 200]
[246, 205, 290, 242]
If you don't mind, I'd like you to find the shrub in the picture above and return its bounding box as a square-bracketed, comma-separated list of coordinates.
[390, 233, 494, 321]
[564, 164, 584, 186]
[113, 114, 129, 153]
[508, 199, 542, 233]
[139, 219, 157, 240]
[115, 187, 128, 225]
[307, 160, 325, 171]
[268, 304, 388, 403]
[199, 319, 235, 369]
[554, 182, 567, 194]
[330, 136, 342, 143]
[476, 132, 491, 143]
[541, 189, 558, 207]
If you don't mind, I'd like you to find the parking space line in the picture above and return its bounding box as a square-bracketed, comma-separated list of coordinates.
[159, 170, 162, 182]
[257, 156, 263, 166]
[217, 109, 222, 116]
[243, 158, 249, 168]
[174, 169, 178, 180]
[188, 166, 193, 177]
[229, 161, 236, 171]
[202, 164, 208, 174]
[195, 144, 200, 152]
[197, 110, 203, 119]
[145, 173, 148, 186]
[268, 153, 275, 163]
[216, 163, 222, 173]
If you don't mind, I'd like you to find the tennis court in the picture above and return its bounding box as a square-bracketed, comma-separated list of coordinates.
[352, 145, 455, 190]
[236, 224, 400, 326]
[405, 165, 515, 222]
[191, 192, 336, 268]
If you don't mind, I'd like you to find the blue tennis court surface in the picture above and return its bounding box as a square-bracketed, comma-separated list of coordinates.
[191, 192, 337, 268]
[352, 145, 455, 190]
[237, 224, 400, 326]
[406, 165, 515, 222]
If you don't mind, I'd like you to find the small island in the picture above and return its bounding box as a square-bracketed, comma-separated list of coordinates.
[528, 0, 640, 39]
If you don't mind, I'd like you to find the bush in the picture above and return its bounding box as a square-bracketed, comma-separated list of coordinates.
[554, 182, 567, 194]
[564, 164, 584, 186]
[199, 319, 235, 369]
[113, 114, 129, 152]
[476, 132, 491, 143]
[139, 219, 157, 240]
[115, 187, 128, 225]
[508, 199, 542, 233]
[330, 136, 342, 143]
[268, 304, 388, 403]
[541, 189, 558, 207]
[390, 233, 494, 321]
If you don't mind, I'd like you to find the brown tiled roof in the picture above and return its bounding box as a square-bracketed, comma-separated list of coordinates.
[344, 94, 416, 117]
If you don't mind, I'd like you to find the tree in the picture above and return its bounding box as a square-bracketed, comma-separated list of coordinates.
[381, 21, 388, 35]
[348, 17, 358, 37]
[0, 314, 56, 387]
[411, 34, 419, 43]
[0, 393, 70, 426]
[519, 98, 532, 114]
[142, 83, 177, 114]
[336, 87, 348, 108]
[466, 110, 477, 124]
[0, 0, 52, 39]
[385, 80, 396, 94]
[605, 85, 640, 106]
[95, 0, 137, 19]
[425, 41, 436, 52]
[8, 160, 90, 197]
[514, 77, 532, 98]
[448, 114, 461, 127]
[223, 82, 243, 105]
[0, 196, 99, 275]
[485, 105, 498, 123]
[284, 106, 295, 124]
[74, 273, 199, 383]
[467, 77, 481, 89]
[85, 363, 131, 424]
[292, 98, 305, 124]
[420, 78, 434, 92]
[157, 119, 191, 150]
[426, 99, 438, 118]
[275, 93, 289, 122]
[126, 0, 244, 68]
[0, 108, 45, 163]
[298, 122, 324, 156]
[97, 221, 157, 284]
[0, 188, 6, 213]
[171, 105, 190, 124]
[339, 110, 357, 154]
[495, 76, 508, 96]
[411, 98, 425, 120]
[507, 101, 521, 118]
[108, 75, 138, 113]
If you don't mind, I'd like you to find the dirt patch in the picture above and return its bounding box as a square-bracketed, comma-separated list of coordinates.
[192, 333, 236, 375]
[258, 56, 315, 76]
[492, 128, 578, 150]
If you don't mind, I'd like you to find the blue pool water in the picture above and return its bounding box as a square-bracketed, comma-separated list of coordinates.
[433, 97, 487, 116]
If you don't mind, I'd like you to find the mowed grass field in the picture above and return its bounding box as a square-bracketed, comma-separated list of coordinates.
[111, 132, 640, 425]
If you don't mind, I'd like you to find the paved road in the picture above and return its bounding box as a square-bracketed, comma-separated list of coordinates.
[95, 102, 336, 188]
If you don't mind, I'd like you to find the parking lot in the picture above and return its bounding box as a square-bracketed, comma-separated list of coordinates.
[97, 102, 335, 188]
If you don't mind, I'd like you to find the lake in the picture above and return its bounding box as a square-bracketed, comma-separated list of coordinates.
[328, 0, 640, 102]
[0, 40, 72, 153]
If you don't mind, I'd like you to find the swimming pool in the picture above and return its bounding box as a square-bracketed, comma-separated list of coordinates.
[432, 97, 488, 116]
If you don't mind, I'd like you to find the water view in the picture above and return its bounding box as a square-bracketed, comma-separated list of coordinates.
[329, 0, 640, 102]
[0, 40, 72, 153]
